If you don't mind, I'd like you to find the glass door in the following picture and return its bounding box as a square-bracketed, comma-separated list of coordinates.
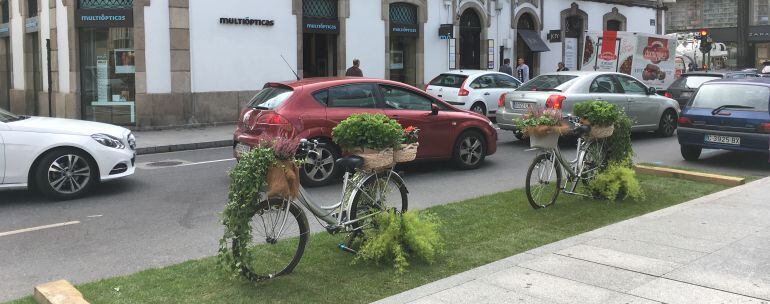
[389, 36, 416, 86]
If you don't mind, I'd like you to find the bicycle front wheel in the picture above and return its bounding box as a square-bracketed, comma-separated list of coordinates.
[526, 153, 562, 209]
[349, 171, 408, 243]
[232, 198, 309, 282]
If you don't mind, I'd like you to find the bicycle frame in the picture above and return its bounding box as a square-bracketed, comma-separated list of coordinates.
[537, 137, 594, 195]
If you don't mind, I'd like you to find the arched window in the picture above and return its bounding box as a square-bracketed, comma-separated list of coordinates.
[606, 20, 621, 31]
[603, 7, 626, 31]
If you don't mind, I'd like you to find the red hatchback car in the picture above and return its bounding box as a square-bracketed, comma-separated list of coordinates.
[233, 77, 497, 186]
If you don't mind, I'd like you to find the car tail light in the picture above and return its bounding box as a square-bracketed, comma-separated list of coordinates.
[459, 88, 470, 96]
[498, 93, 507, 107]
[663, 91, 673, 98]
[247, 111, 295, 137]
[677, 116, 692, 126]
[545, 95, 566, 109]
[758, 123, 770, 133]
[257, 112, 290, 125]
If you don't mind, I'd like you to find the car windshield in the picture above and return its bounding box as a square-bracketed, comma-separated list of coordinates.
[429, 74, 468, 88]
[247, 86, 294, 109]
[0, 108, 20, 123]
[690, 84, 770, 111]
[517, 75, 578, 91]
[672, 76, 721, 89]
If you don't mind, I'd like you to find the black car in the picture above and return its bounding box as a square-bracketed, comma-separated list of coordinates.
[662, 72, 761, 107]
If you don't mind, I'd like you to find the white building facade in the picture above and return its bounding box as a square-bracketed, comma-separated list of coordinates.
[0, 0, 666, 129]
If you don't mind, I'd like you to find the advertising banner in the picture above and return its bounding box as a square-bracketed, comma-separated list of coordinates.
[632, 35, 675, 89]
[581, 31, 675, 89]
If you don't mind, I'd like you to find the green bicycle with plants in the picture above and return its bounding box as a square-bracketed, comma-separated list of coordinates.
[519, 101, 636, 209]
[219, 113, 418, 282]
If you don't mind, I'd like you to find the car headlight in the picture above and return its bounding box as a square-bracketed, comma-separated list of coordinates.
[91, 133, 125, 149]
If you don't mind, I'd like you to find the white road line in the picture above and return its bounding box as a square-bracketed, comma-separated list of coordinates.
[87, 215, 103, 218]
[0, 221, 81, 237]
[174, 158, 235, 168]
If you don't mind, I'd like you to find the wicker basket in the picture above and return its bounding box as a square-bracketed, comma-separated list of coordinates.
[530, 132, 560, 149]
[394, 143, 419, 163]
[354, 148, 395, 171]
[589, 125, 615, 139]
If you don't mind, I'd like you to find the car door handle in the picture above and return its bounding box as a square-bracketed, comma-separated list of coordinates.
[483, 92, 491, 96]
[595, 97, 604, 101]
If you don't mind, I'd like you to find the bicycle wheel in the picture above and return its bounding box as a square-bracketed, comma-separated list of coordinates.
[526, 153, 562, 209]
[581, 140, 608, 186]
[348, 171, 408, 244]
[232, 198, 309, 281]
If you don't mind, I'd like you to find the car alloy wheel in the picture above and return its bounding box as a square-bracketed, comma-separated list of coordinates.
[47, 154, 92, 195]
[459, 136, 483, 166]
[471, 103, 486, 116]
[302, 145, 336, 183]
[658, 110, 677, 137]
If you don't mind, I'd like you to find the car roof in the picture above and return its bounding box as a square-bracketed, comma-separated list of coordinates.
[440, 70, 503, 76]
[271, 77, 410, 90]
[700, 77, 770, 86]
[538, 71, 621, 77]
[680, 72, 724, 77]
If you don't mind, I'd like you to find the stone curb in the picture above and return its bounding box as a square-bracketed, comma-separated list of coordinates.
[33, 280, 89, 304]
[135, 139, 234, 155]
[634, 164, 746, 186]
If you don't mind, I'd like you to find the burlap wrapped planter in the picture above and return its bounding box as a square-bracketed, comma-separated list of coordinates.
[394, 143, 419, 163]
[353, 148, 395, 171]
[589, 125, 615, 139]
[266, 160, 300, 199]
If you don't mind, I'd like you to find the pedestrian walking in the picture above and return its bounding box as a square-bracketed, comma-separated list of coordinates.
[762, 61, 770, 74]
[499, 58, 513, 76]
[345, 59, 363, 77]
[557, 62, 569, 72]
[516, 58, 530, 83]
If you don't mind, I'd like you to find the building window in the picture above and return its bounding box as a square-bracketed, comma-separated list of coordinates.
[303, 0, 337, 19]
[606, 20, 621, 31]
[78, 0, 133, 9]
[27, 0, 37, 17]
[389, 2, 418, 86]
[752, 0, 770, 25]
[2, 1, 9, 23]
[79, 27, 136, 125]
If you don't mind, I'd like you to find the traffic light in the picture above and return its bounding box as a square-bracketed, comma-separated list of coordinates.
[698, 29, 711, 53]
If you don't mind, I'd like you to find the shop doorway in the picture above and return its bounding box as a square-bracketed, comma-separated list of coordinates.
[25, 33, 42, 114]
[564, 15, 584, 70]
[0, 37, 10, 110]
[303, 33, 337, 78]
[459, 9, 481, 69]
[516, 13, 536, 75]
[388, 2, 418, 86]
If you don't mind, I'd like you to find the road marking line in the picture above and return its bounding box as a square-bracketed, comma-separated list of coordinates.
[0, 221, 80, 237]
[174, 158, 235, 168]
[87, 215, 103, 218]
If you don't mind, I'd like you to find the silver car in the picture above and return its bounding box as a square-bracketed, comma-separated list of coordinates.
[496, 71, 681, 139]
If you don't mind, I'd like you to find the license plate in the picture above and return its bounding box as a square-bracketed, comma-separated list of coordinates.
[705, 134, 740, 145]
[235, 143, 251, 157]
[680, 91, 692, 98]
[512, 102, 531, 110]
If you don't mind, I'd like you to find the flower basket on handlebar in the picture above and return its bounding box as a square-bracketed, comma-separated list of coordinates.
[573, 101, 619, 139]
[528, 129, 561, 149]
[514, 106, 567, 149]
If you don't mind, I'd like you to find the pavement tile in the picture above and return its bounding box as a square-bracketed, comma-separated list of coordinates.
[604, 226, 730, 253]
[519, 254, 657, 293]
[522, 234, 596, 257]
[582, 237, 707, 264]
[407, 296, 447, 304]
[629, 278, 766, 304]
[555, 244, 681, 276]
[432, 280, 511, 304]
[604, 293, 663, 304]
[663, 242, 770, 300]
[676, 203, 770, 228]
[629, 213, 763, 243]
[481, 266, 627, 304]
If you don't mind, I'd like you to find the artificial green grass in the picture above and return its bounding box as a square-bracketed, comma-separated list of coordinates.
[8, 174, 727, 304]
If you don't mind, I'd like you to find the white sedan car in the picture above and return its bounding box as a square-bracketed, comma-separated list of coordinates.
[425, 70, 521, 117]
[0, 108, 136, 199]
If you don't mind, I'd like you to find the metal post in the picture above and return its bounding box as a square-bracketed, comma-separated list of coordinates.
[46, 38, 52, 117]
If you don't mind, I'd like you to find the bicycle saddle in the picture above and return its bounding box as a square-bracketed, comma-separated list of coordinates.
[573, 125, 592, 137]
[335, 156, 364, 172]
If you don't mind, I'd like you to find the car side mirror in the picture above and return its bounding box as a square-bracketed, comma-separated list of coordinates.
[647, 87, 656, 95]
[431, 103, 440, 115]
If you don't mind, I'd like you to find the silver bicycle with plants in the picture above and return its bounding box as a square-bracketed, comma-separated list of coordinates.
[232, 139, 408, 281]
[525, 116, 608, 209]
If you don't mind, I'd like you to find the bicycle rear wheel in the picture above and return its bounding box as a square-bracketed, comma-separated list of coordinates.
[526, 153, 562, 209]
[581, 140, 608, 187]
[232, 198, 309, 281]
[348, 171, 408, 244]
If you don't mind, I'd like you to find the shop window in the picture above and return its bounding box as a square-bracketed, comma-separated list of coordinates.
[752, 0, 770, 25]
[303, 0, 337, 19]
[79, 0, 133, 9]
[79, 27, 136, 125]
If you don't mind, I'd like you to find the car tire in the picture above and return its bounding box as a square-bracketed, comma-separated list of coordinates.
[657, 109, 678, 137]
[470, 102, 487, 116]
[34, 149, 98, 200]
[452, 131, 486, 170]
[681, 145, 702, 161]
[299, 140, 340, 187]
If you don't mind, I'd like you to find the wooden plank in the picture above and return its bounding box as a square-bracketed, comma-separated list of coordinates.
[634, 165, 745, 187]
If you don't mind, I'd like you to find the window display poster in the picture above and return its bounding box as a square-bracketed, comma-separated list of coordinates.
[114, 49, 136, 74]
[487, 39, 495, 70]
[391, 50, 404, 69]
[97, 57, 109, 102]
[564, 38, 578, 71]
[449, 38, 456, 69]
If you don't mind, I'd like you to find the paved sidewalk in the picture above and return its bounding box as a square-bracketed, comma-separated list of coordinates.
[375, 177, 770, 304]
[133, 124, 235, 155]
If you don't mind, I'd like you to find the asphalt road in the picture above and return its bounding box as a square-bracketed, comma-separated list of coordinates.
[1, 131, 768, 301]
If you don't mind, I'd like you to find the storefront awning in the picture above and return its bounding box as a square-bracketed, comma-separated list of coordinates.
[518, 30, 550, 52]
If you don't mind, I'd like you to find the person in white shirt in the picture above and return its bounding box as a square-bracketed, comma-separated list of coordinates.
[762, 61, 770, 74]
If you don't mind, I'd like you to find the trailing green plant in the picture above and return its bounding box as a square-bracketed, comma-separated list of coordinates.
[605, 110, 634, 166]
[588, 164, 645, 201]
[332, 113, 403, 151]
[573, 100, 620, 126]
[217, 147, 276, 278]
[355, 210, 444, 274]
